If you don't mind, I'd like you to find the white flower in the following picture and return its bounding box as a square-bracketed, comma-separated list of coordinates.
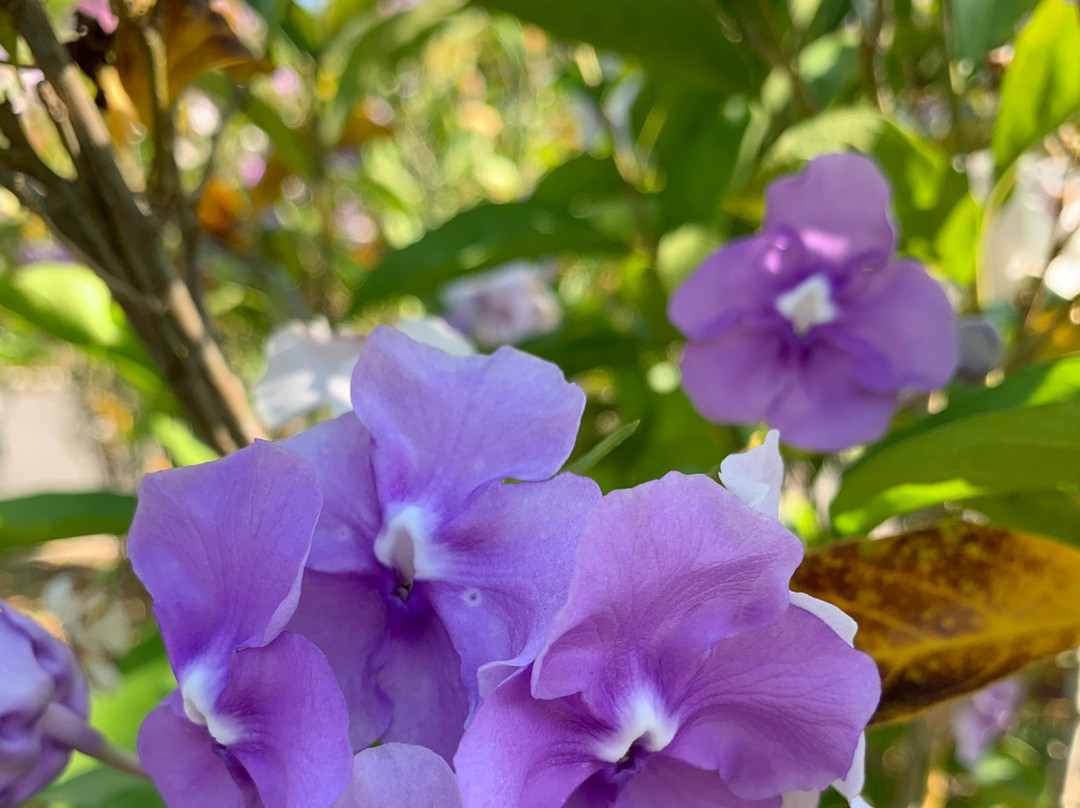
[43, 575, 134, 691]
[254, 316, 474, 430]
[440, 262, 562, 349]
[718, 429, 783, 518]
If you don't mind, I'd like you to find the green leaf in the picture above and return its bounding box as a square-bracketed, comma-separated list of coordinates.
[951, 0, 1038, 63]
[469, 0, 767, 93]
[831, 400, 1080, 534]
[565, 420, 640, 475]
[0, 491, 137, 552]
[351, 200, 623, 308]
[43, 767, 164, 808]
[967, 489, 1080, 546]
[531, 153, 627, 207]
[991, 0, 1080, 170]
[149, 414, 219, 467]
[0, 262, 124, 348]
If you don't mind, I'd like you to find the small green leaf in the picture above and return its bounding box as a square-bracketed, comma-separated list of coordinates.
[991, 0, 1080, 170]
[43, 767, 164, 808]
[0, 262, 124, 348]
[0, 491, 137, 552]
[149, 414, 219, 467]
[566, 420, 640, 475]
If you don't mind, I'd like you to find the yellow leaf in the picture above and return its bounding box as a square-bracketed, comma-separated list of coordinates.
[791, 521, 1080, 724]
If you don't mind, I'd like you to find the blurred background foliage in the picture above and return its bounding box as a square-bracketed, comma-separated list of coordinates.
[2, 0, 1080, 805]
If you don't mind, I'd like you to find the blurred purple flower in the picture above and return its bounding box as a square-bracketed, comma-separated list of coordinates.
[74, 0, 118, 33]
[331, 744, 462, 808]
[270, 66, 302, 98]
[951, 678, 1024, 768]
[128, 441, 353, 808]
[454, 472, 880, 808]
[284, 327, 601, 758]
[440, 262, 562, 349]
[17, 240, 72, 265]
[0, 600, 89, 807]
[669, 153, 957, 452]
[955, 316, 1002, 383]
[238, 152, 267, 188]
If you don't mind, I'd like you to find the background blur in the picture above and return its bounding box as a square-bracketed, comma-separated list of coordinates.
[2, 0, 1080, 805]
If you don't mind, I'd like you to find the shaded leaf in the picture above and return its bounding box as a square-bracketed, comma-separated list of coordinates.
[565, 420, 640, 475]
[0, 491, 137, 552]
[966, 489, 1080, 547]
[951, 0, 1038, 63]
[469, 0, 766, 93]
[991, 0, 1080, 170]
[351, 200, 623, 308]
[792, 522, 1080, 724]
[831, 400, 1080, 533]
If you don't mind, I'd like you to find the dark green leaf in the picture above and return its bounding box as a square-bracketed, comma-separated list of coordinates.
[469, 0, 767, 93]
[43, 768, 164, 808]
[0, 491, 137, 551]
[951, 0, 1037, 63]
[991, 0, 1080, 169]
[967, 489, 1080, 546]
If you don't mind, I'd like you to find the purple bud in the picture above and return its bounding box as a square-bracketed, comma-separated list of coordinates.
[955, 316, 1002, 383]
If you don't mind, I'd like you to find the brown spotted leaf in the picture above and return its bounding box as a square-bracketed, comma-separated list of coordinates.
[791, 522, 1080, 725]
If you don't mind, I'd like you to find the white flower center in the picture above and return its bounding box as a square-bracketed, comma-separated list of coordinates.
[181, 665, 241, 747]
[595, 692, 678, 763]
[775, 274, 838, 336]
[374, 505, 436, 596]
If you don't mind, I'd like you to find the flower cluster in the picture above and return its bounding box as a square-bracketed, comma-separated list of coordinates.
[119, 320, 880, 808]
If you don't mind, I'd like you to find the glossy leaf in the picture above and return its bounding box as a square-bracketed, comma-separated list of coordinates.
[991, 0, 1080, 170]
[832, 400, 1080, 533]
[469, 0, 767, 93]
[966, 489, 1080, 547]
[0, 491, 137, 551]
[149, 414, 219, 467]
[792, 521, 1080, 724]
[0, 263, 124, 348]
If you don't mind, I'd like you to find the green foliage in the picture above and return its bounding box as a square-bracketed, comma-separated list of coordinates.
[991, 0, 1080, 169]
[0, 492, 137, 552]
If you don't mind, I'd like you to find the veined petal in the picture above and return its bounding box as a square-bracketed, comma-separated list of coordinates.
[719, 430, 784, 519]
[455, 671, 607, 808]
[282, 415, 382, 576]
[352, 327, 584, 508]
[534, 473, 802, 715]
[332, 744, 462, 808]
[668, 607, 880, 799]
[222, 634, 353, 808]
[427, 473, 601, 705]
[128, 441, 321, 671]
[138, 694, 251, 808]
[286, 571, 392, 751]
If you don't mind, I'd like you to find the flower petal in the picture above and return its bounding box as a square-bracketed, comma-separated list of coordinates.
[763, 154, 896, 268]
[138, 694, 251, 808]
[352, 327, 584, 506]
[836, 260, 957, 392]
[286, 571, 392, 751]
[379, 594, 471, 761]
[616, 757, 780, 808]
[426, 473, 601, 705]
[455, 671, 606, 808]
[668, 236, 790, 341]
[765, 344, 897, 452]
[128, 441, 321, 672]
[668, 606, 880, 799]
[534, 473, 803, 714]
[679, 327, 788, 426]
[719, 430, 784, 519]
[222, 634, 353, 808]
[331, 744, 462, 808]
[282, 415, 382, 576]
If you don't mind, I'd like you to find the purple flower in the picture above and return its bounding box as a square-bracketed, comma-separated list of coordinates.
[284, 327, 601, 758]
[1, 600, 89, 807]
[951, 678, 1024, 768]
[454, 472, 880, 808]
[331, 744, 462, 808]
[441, 262, 563, 349]
[128, 441, 353, 808]
[669, 153, 957, 452]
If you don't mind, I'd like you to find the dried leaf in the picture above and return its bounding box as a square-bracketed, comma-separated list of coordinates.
[791, 522, 1080, 724]
[197, 178, 245, 246]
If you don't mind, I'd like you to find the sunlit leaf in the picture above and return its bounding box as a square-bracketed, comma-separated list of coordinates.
[0, 262, 124, 348]
[0, 491, 137, 552]
[991, 0, 1080, 170]
[831, 400, 1080, 533]
[149, 414, 219, 467]
[792, 521, 1080, 724]
[470, 0, 767, 93]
